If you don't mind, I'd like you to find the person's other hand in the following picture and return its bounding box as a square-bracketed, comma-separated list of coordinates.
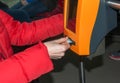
[21, 0, 28, 6]
[44, 37, 70, 59]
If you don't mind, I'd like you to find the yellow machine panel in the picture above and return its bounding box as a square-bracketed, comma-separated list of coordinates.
[64, 0, 100, 56]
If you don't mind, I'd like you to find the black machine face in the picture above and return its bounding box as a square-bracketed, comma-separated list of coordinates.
[67, 0, 78, 33]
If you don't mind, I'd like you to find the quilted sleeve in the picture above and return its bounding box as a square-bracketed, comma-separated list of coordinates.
[0, 10, 64, 46]
[0, 42, 53, 83]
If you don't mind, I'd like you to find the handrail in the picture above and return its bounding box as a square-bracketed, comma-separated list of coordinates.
[107, 1, 120, 10]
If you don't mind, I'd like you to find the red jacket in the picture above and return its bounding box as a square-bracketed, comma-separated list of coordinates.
[0, 10, 63, 83]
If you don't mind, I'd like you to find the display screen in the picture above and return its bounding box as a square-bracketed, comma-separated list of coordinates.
[67, 0, 78, 33]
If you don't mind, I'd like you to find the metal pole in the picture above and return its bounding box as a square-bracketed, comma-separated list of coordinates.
[107, 1, 120, 10]
[79, 57, 86, 83]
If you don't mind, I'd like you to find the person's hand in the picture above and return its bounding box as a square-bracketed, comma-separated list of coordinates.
[21, 0, 28, 6]
[44, 37, 70, 59]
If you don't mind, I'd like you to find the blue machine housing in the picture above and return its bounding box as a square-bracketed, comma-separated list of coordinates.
[90, 0, 117, 54]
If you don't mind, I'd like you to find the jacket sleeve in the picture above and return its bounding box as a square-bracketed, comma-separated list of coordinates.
[0, 42, 53, 83]
[0, 10, 64, 46]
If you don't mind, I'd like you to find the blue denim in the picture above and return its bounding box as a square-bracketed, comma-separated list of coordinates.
[11, 0, 48, 18]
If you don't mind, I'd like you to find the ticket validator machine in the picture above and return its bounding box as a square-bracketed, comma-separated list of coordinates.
[64, 0, 118, 83]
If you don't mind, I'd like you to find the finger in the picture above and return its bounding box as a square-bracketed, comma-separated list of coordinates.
[54, 37, 68, 44]
[50, 52, 65, 59]
[62, 42, 71, 49]
[57, 43, 70, 52]
[49, 44, 67, 53]
[51, 56, 63, 60]
[51, 52, 65, 57]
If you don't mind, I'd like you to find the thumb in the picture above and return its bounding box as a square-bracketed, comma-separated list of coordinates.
[54, 37, 68, 44]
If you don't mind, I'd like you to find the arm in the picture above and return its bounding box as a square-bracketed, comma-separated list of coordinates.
[0, 42, 53, 83]
[0, 10, 63, 46]
[0, 37, 70, 83]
